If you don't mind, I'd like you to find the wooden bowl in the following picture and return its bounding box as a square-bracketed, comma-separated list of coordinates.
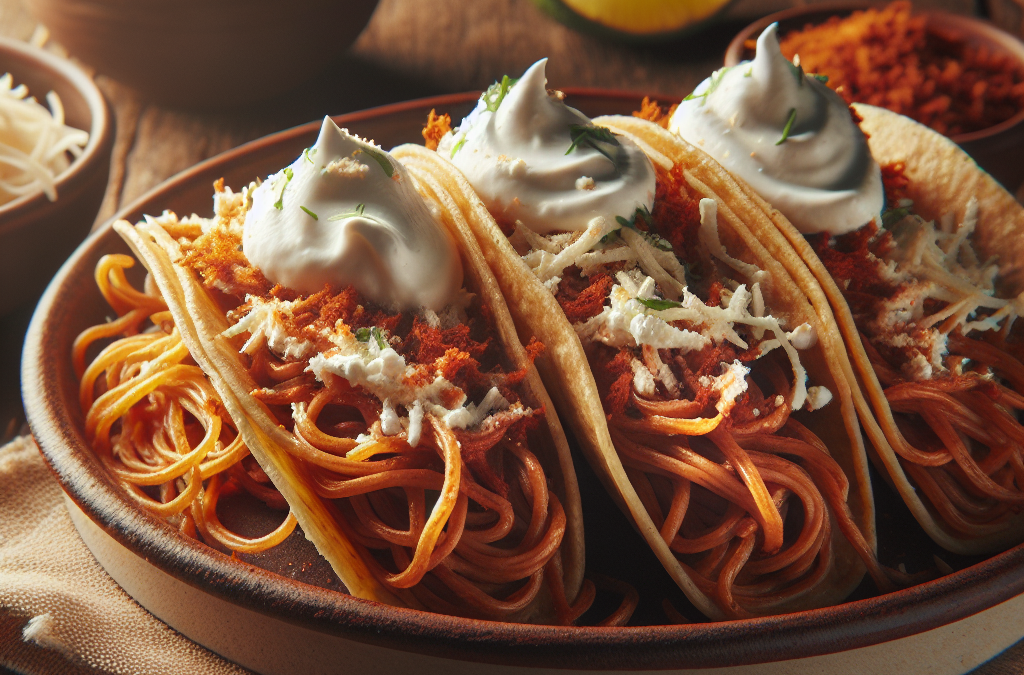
[723, 1, 1024, 193]
[0, 37, 113, 316]
[22, 93, 1024, 675]
[20, 0, 380, 107]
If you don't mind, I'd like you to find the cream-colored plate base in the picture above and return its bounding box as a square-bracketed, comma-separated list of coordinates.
[67, 497, 1022, 675]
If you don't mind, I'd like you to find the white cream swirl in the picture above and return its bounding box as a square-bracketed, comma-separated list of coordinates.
[243, 117, 463, 311]
[668, 24, 883, 236]
[439, 59, 656, 234]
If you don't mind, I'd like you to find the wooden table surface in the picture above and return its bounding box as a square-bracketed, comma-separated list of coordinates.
[2, 0, 1024, 672]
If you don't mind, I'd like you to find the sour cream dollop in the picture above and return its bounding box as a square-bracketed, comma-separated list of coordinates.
[439, 59, 656, 234]
[668, 24, 883, 236]
[243, 117, 463, 311]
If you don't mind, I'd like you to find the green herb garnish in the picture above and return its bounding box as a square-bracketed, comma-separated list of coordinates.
[776, 108, 797, 145]
[599, 229, 620, 245]
[353, 326, 388, 350]
[359, 146, 395, 178]
[881, 206, 911, 228]
[810, 73, 829, 83]
[683, 67, 731, 105]
[637, 297, 682, 311]
[300, 206, 319, 220]
[273, 167, 294, 210]
[643, 231, 673, 251]
[328, 203, 366, 221]
[615, 204, 653, 230]
[566, 124, 620, 163]
[483, 75, 518, 112]
[372, 327, 388, 350]
[450, 136, 467, 158]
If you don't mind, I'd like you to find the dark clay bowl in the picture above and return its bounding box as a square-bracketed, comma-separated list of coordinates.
[23, 93, 1024, 675]
[724, 1, 1024, 194]
[0, 37, 113, 316]
[21, 0, 379, 107]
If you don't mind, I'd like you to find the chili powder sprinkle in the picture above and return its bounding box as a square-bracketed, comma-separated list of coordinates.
[770, 1, 1024, 136]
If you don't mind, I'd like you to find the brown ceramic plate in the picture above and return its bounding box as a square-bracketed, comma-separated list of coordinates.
[23, 92, 1024, 675]
[0, 36, 113, 315]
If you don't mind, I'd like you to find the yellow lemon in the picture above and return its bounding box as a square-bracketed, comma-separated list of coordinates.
[533, 0, 733, 41]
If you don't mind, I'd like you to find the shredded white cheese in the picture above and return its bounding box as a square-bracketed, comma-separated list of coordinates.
[224, 295, 527, 446]
[804, 385, 833, 411]
[0, 73, 89, 204]
[885, 199, 1023, 338]
[222, 297, 315, 360]
[518, 197, 824, 411]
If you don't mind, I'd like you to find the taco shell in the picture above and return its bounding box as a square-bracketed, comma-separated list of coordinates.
[111, 151, 585, 621]
[756, 103, 1024, 555]
[394, 116, 877, 619]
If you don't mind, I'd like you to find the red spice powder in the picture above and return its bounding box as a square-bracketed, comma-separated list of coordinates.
[775, 1, 1024, 135]
[555, 269, 616, 324]
[881, 161, 910, 207]
[422, 109, 452, 151]
[632, 97, 678, 129]
[652, 165, 703, 264]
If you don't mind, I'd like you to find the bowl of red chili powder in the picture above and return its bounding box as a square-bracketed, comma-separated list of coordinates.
[725, 0, 1024, 193]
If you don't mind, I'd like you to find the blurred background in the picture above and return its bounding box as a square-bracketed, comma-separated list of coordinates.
[2, 0, 1021, 228]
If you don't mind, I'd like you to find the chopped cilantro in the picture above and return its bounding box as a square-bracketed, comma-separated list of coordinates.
[615, 204, 653, 230]
[273, 167, 294, 210]
[450, 136, 467, 158]
[359, 146, 395, 178]
[810, 73, 829, 83]
[599, 229, 620, 245]
[566, 124, 620, 163]
[355, 327, 388, 349]
[776, 108, 797, 145]
[638, 297, 682, 311]
[328, 203, 366, 221]
[300, 206, 319, 220]
[881, 206, 911, 228]
[483, 75, 518, 112]
[683, 67, 731, 105]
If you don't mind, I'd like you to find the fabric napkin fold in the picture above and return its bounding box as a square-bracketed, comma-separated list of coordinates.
[0, 435, 247, 675]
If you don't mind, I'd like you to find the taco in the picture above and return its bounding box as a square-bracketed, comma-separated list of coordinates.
[394, 60, 890, 620]
[668, 24, 1024, 555]
[81, 117, 588, 623]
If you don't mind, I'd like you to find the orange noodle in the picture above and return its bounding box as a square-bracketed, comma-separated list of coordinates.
[77, 182, 603, 624]
[75, 253, 297, 550]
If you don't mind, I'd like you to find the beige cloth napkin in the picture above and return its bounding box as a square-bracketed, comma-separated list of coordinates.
[0, 435, 248, 675]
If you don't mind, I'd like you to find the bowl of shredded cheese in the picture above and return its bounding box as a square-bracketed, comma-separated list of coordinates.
[724, 1, 1024, 193]
[0, 37, 112, 315]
